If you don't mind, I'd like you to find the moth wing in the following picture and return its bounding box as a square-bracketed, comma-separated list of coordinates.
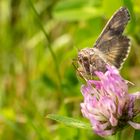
[94, 7, 131, 69]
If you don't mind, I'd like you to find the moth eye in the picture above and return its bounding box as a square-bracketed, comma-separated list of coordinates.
[78, 57, 82, 63]
[83, 56, 88, 61]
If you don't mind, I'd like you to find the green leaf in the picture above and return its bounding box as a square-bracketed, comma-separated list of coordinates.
[47, 114, 92, 130]
[53, 7, 103, 21]
[53, 0, 103, 21]
[54, 0, 87, 11]
[134, 130, 140, 140]
[1, 115, 27, 140]
[103, 0, 121, 17]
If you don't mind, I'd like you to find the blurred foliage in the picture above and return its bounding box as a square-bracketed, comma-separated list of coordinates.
[0, 0, 140, 140]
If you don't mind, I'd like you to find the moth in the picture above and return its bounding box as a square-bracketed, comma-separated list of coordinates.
[75, 7, 131, 80]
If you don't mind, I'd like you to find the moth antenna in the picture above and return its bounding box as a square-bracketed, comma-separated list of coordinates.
[72, 60, 77, 70]
[73, 46, 80, 52]
[78, 71, 88, 82]
[72, 60, 87, 82]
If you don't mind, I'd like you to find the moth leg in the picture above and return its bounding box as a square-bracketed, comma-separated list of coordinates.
[89, 64, 96, 79]
[77, 68, 87, 81]
[72, 59, 87, 81]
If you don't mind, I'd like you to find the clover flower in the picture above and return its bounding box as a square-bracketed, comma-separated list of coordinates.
[80, 65, 140, 136]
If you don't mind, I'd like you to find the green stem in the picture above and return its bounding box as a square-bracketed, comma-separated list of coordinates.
[28, 0, 61, 85]
[116, 131, 121, 140]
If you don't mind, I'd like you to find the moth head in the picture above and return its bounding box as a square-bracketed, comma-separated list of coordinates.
[78, 48, 94, 64]
[78, 55, 88, 65]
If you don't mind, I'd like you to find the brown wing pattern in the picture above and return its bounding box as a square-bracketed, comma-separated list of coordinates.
[94, 7, 130, 68]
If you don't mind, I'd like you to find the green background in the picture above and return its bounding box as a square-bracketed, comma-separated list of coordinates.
[0, 0, 140, 139]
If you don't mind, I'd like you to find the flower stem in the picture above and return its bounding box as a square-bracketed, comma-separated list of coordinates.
[28, 0, 61, 86]
[116, 131, 121, 140]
